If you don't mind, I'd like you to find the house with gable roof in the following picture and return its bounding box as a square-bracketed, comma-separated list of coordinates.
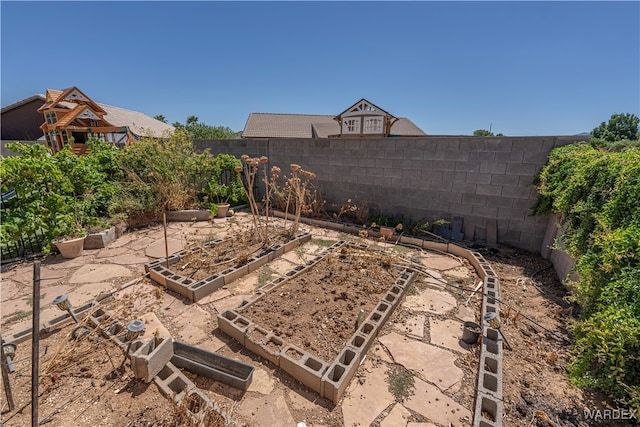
[241, 98, 425, 138]
[1, 87, 174, 155]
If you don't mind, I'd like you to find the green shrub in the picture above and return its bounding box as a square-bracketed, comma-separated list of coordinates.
[534, 142, 640, 413]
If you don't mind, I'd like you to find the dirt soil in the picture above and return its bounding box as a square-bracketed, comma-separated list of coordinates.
[478, 245, 635, 427]
[241, 245, 402, 362]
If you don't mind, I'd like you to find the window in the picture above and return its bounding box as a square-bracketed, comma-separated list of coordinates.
[343, 118, 361, 134]
[364, 117, 383, 134]
[45, 111, 57, 124]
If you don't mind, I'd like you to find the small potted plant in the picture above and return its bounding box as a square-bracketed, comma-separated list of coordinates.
[206, 154, 245, 218]
[51, 200, 87, 258]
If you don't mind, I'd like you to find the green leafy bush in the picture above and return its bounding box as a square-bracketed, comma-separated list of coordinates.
[1, 132, 246, 250]
[534, 142, 640, 413]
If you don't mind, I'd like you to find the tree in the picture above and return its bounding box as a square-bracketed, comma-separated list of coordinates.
[473, 129, 502, 137]
[591, 113, 639, 142]
[153, 115, 167, 123]
[173, 116, 237, 139]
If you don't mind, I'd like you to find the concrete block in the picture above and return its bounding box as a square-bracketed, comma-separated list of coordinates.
[473, 392, 504, 427]
[486, 219, 497, 245]
[478, 369, 503, 401]
[506, 162, 538, 176]
[259, 276, 287, 293]
[129, 336, 175, 383]
[245, 325, 272, 363]
[500, 185, 531, 199]
[480, 162, 507, 174]
[222, 264, 249, 286]
[422, 241, 449, 253]
[465, 172, 492, 185]
[280, 344, 328, 394]
[455, 161, 480, 173]
[155, 362, 190, 402]
[285, 264, 308, 279]
[149, 266, 172, 286]
[247, 254, 269, 273]
[381, 290, 401, 309]
[84, 226, 117, 249]
[495, 151, 523, 163]
[217, 310, 251, 346]
[476, 184, 503, 197]
[322, 346, 363, 404]
[268, 243, 284, 260]
[189, 274, 224, 302]
[373, 301, 394, 325]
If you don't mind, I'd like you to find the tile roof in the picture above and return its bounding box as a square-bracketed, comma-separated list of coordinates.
[242, 113, 426, 138]
[97, 103, 174, 137]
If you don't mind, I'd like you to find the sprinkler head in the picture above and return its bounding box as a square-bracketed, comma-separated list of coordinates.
[126, 319, 145, 341]
[52, 294, 71, 311]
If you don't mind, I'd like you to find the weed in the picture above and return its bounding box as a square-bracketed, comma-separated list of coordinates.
[25, 293, 45, 307]
[311, 238, 336, 248]
[393, 245, 412, 255]
[258, 266, 274, 286]
[405, 283, 418, 296]
[386, 365, 415, 402]
[294, 246, 306, 263]
[5, 310, 30, 323]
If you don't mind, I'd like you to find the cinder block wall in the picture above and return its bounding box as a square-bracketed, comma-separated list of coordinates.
[194, 136, 583, 253]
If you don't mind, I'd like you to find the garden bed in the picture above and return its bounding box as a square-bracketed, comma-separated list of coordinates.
[240, 243, 405, 363]
[146, 228, 311, 302]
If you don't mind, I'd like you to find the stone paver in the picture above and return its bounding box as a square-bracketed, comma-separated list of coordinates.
[443, 266, 473, 279]
[342, 359, 395, 427]
[237, 388, 295, 426]
[430, 318, 466, 353]
[212, 294, 246, 314]
[95, 246, 131, 258]
[69, 264, 133, 284]
[144, 238, 184, 258]
[247, 366, 275, 395]
[198, 288, 231, 305]
[403, 288, 457, 315]
[196, 334, 227, 354]
[139, 312, 172, 339]
[419, 253, 461, 270]
[287, 387, 319, 411]
[404, 377, 472, 427]
[230, 274, 259, 295]
[0, 279, 28, 300]
[107, 254, 151, 265]
[395, 313, 425, 338]
[381, 403, 412, 427]
[456, 304, 477, 322]
[378, 332, 463, 391]
[173, 305, 214, 344]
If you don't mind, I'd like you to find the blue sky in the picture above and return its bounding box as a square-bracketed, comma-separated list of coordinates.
[2, 1, 639, 136]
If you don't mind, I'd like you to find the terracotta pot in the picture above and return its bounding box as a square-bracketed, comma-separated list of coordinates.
[380, 227, 394, 239]
[216, 203, 230, 218]
[52, 235, 86, 258]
